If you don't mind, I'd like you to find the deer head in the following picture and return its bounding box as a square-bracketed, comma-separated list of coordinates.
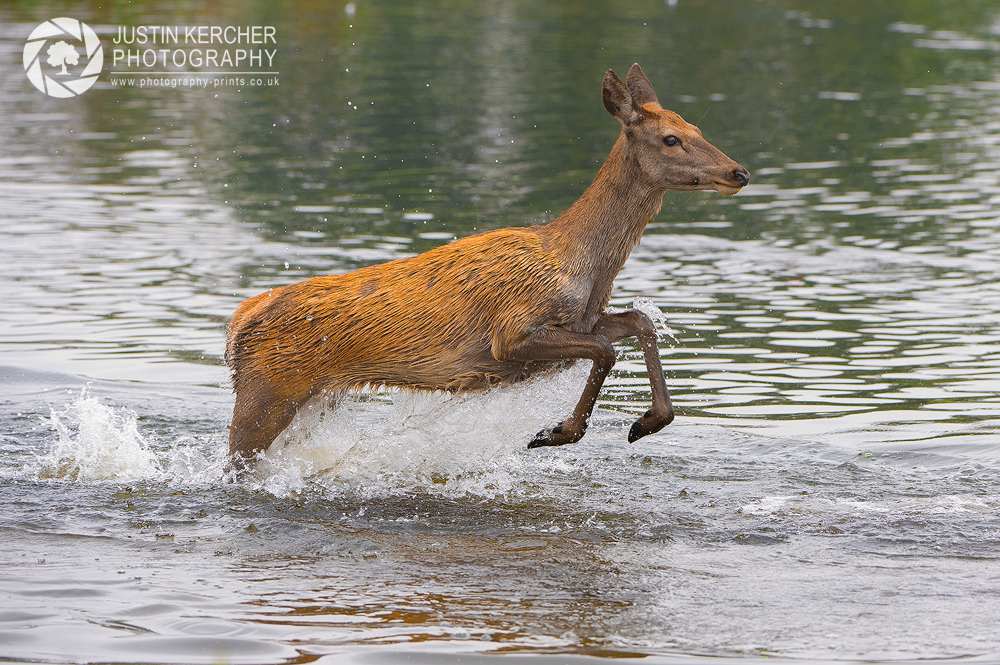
[603, 64, 749, 196]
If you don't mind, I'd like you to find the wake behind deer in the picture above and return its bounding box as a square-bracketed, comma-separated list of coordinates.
[226, 64, 749, 465]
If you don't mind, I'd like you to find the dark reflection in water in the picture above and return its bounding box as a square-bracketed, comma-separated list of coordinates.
[3, 0, 1000, 663]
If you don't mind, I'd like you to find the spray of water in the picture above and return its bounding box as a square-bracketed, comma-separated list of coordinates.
[258, 363, 590, 497]
[29, 387, 227, 485]
[630, 297, 681, 346]
[36, 387, 162, 482]
[26, 364, 593, 498]
[604, 298, 681, 347]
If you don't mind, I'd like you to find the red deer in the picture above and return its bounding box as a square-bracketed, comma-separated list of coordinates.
[226, 64, 749, 465]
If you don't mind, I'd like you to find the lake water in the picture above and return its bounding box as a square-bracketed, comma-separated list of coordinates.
[3, 1, 1000, 663]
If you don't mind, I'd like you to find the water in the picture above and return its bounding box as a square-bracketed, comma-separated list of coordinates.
[3, 1, 1000, 662]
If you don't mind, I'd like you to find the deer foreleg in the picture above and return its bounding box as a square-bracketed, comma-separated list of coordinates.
[505, 325, 617, 448]
[592, 310, 674, 442]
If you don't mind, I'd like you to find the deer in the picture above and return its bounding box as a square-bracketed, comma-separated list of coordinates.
[225, 64, 749, 466]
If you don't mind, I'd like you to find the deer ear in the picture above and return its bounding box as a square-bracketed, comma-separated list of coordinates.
[603, 69, 643, 126]
[625, 63, 659, 107]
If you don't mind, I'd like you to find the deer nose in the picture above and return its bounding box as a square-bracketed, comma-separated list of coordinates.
[733, 168, 750, 187]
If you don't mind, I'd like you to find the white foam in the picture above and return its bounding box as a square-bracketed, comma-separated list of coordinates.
[738, 495, 796, 516]
[739, 492, 997, 519]
[256, 363, 591, 497]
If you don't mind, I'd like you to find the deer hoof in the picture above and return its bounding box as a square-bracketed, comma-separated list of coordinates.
[627, 408, 674, 443]
[528, 432, 558, 448]
[527, 420, 585, 449]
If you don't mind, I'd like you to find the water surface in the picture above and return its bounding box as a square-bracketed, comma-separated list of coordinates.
[2, 1, 1000, 663]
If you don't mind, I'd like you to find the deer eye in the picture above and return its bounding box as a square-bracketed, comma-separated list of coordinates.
[663, 135, 680, 147]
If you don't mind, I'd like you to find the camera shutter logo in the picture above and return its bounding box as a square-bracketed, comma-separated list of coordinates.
[23, 18, 103, 97]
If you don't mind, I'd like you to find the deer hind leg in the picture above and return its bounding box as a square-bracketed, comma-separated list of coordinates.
[505, 325, 617, 448]
[228, 375, 313, 466]
[592, 310, 674, 443]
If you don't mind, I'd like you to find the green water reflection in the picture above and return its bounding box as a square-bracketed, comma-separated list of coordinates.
[9, 0, 999, 249]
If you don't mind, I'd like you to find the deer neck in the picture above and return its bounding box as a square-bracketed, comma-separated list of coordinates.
[543, 131, 665, 275]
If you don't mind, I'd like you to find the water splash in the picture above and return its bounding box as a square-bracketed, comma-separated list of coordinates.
[257, 363, 590, 497]
[25, 367, 594, 498]
[28, 388, 228, 485]
[608, 298, 681, 345]
[35, 387, 163, 482]
[631, 296, 681, 346]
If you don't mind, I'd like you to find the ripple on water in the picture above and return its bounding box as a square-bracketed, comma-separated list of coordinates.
[4, 364, 1000, 663]
[601, 228, 1000, 446]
